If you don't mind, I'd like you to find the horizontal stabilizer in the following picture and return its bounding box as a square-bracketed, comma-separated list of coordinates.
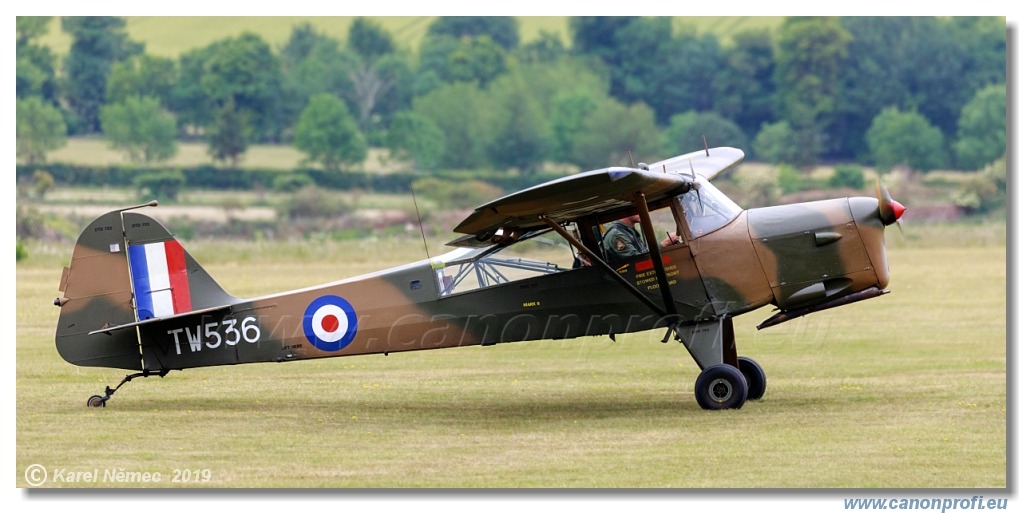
[88, 304, 233, 335]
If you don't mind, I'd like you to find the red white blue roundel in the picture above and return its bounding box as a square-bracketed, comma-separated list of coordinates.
[303, 295, 358, 351]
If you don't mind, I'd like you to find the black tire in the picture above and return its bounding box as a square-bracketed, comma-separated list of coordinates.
[87, 395, 106, 408]
[738, 356, 767, 400]
[694, 364, 748, 410]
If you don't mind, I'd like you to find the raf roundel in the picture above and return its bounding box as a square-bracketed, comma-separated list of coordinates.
[303, 295, 358, 351]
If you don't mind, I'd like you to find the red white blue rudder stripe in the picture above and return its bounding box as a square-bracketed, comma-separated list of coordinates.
[303, 295, 358, 352]
[128, 240, 192, 320]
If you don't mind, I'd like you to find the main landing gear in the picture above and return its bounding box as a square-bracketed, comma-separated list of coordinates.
[692, 356, 766, 410]
[674, 317, 767, 410]
[86, 369, 169, 407]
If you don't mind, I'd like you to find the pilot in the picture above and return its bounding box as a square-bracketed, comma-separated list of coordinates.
[602, 214, 648, 265]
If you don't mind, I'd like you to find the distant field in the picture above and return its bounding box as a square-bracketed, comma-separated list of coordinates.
[16, 232, 1006, 488]
[43, 137, 401, 172]
[39, 16, 784, 57]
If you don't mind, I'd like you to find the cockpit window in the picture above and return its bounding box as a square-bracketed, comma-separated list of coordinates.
[679, 176, 742, 237]
[432, 230, 574, 296]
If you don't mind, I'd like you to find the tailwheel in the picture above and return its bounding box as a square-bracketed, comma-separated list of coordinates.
[85, 369, 170, 408]
[738, 356, 767, 400]
[694, 364, 748, 410]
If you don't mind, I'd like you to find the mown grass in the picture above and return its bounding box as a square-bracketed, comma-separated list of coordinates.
[43, 137, 405, 172]
[15, 229, 1006, 488]
[40, 16, 785, 58]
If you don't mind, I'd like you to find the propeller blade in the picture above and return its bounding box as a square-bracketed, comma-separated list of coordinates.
[876, 179, 906, 226]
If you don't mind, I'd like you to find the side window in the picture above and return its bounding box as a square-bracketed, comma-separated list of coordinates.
[433, 231, 576, 297]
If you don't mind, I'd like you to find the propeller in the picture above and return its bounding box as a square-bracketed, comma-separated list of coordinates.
[876, 179, 906, 228]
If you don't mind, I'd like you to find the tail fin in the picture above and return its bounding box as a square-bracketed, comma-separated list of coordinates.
[55, 206, 236, 369]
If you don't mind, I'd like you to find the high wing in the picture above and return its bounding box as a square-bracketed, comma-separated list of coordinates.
[646, 146, 745, 181]
[450, 147, 744, 246]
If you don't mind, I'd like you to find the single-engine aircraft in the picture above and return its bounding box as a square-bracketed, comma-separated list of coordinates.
[54, 146, 905, 410]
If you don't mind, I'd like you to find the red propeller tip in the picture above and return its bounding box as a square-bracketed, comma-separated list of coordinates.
[891, 200, 905, 221]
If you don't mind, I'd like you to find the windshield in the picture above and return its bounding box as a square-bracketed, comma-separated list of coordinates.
[679, 176, 742, 237]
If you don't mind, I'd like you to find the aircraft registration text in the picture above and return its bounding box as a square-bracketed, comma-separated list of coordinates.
[166, 316, 262, 355]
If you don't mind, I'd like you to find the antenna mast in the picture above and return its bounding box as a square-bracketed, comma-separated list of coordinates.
[410, 185, 432, 260]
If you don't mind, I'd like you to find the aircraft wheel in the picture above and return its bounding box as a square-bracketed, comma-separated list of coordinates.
[694, 364, 748, 410]
[738, 356, 767, 400]
[87, 395, 106, 408]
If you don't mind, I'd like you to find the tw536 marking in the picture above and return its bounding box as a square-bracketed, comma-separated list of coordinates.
[167, 317, 261, 355]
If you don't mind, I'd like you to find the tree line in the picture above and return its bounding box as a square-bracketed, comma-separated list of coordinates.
[16, 16, 1006, 175]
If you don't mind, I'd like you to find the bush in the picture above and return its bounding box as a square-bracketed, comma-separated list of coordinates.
[280, 186, 351, 219]
[134, 170, 186, 202]
[777, 165, 806, 194]
[32, 170, 55, 198]
[954, 157, 1006, 215]
[412, 177, 504, 209]
[734, 167, 780, 208]
[16, 241, 27, 262]
[272, 172, 315, 192]
[829, 164, 865, 190]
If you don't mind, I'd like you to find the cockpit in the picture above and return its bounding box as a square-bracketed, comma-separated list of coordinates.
[678, 176, 743, 237]
[430, 176, 745, 298]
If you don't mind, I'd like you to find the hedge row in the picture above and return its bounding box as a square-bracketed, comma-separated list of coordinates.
[16, 163, 563, 195]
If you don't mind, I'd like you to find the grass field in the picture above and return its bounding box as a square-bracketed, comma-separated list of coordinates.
[15, 229, 1006, 488]
[39, 16, 785, 57]
[44, 137, 406, 172]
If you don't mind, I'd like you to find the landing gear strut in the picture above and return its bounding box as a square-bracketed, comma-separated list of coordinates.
[86, 369, 169, 407]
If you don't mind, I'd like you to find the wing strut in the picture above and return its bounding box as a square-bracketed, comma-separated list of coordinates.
[541, 217, 667, 318]
[632, 192, 679, 319]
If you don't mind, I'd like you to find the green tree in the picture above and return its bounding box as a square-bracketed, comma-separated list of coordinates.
[280, 31, 356, 134]
[347, 17, 396, 61]
[752, 121, 802, 165]
[386, 111, 445, 171]
[412, 82, 487, 169]
[906, 17, 1005, 137]
[866, 107, 947, 172]
[570, 16, 638, 63]
[207, 97, 250, 166]
[484, 74, 549, 173]
[16, 17, 58, 102]
[774, 17, 851, 165]
[569, 99, 661, 170]
[100, 96, 178, 164]
[294, 93, 367, 172]
[199, 32, 283, 141]
[16, 96, 67, 165]
[173, 45, 217, 132]
[614, 19, 723, 123]
[418, 34, 508, 87]
[664, 111, 748, 157]
[427, 16, 520, 50]
[517, 31, 567, 64]
[828, 164, 865, 190]
[61, 16, 143, 133]
[549, 90, 599, 163]
[106, 55, 177, 108]
[714, 29, 775, 140]
[954, 84, 1006, 170]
